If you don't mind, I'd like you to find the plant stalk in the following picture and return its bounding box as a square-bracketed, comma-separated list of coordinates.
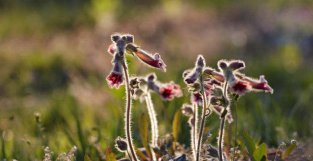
[192, 103, 198, 160]
[218, 116, 226, 161]
[218, 81, 229, 161]
[196, 75, 208, 161]
[122, 61, 138, 161]
[144, 92, 158, 161]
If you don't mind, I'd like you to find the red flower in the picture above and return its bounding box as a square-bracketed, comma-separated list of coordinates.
[106, 60, 124, 89]
[106, 72, 123, 89]
[241, 75, 274, 94]
[159, 83, 182, 100]
[229, 80, 251, 95]
[127, 44, 166, 72]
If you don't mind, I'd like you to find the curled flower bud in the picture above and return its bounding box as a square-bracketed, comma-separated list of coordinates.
[159, 82, 182, 100]
[111, 34, 121, 42]
[196, 55, 205, 68]
[184, 55, 206, 84]
[122, 34, 134, 44]
[147, 73, 156, 82]
[115, 136, 128, 152]
[127, 44, 166, 72]
[181, 104, 194, 116]
[218, 60, 227, 70]
[228, 60, 245, 71]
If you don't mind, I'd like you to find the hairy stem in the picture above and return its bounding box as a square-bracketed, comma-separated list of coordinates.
[218, 81, 229, 161]
[231, 101, 238, 161]
[218, 116, 226, 161]
[196, 76, 208, 161]
[144, 93, 158, 161]
[122, 61, 138, 161]
[191, 103, 198, 160]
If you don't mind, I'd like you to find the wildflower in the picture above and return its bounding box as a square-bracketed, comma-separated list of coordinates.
[239, 75, 274, 94]
[159, 82, 182, 100]
[106, 55, 124, 89]
[127, 44, 167, 72]
[184, 55, 205, 84]
[229, 79, 251, 96]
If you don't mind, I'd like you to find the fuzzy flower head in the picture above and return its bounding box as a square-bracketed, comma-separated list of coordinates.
[106, 33, 167, 89]
[129, 73, 182, 101]
[183, 55, 205, 84]
[126, 44, 167, 72]
[107, 34, 166, 71]
[159, 82, 182, 100]
[205, 59, 274, 96]
[146, 73, 182, 101]
[106, 54, 124, 88]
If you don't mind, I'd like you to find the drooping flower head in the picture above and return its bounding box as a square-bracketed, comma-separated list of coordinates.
[106, 54, 124, 88]
[127, 44, 167, 72]
[106, 33, 167, 89]
[214, 59, 274, 96]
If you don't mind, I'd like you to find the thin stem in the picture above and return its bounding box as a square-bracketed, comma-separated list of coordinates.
[218, 116, 226, 161]
[231, 101, 238, 161]
[122, 61, 138, 161]
[144, 93, 157, 161]
[218, 81, 229, 161]
[196, 75, 208, 161]
[191, 103, 198, 159]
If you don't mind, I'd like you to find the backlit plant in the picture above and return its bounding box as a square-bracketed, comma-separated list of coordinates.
[105, 33, 299, 161]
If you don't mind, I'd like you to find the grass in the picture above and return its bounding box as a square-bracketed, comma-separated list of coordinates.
[0, 1, 313, 160]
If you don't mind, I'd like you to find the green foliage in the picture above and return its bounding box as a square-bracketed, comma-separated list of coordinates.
[253, 143, 267, 161]
[282, 142, 297, 160]
[241, 131, 256, 158]
[172, 110, 181, 142]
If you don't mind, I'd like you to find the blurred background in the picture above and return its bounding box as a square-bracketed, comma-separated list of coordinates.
[0, 0, 313, 160]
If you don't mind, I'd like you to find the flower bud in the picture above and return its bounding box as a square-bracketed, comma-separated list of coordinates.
[196, 55, 205, 68]
[229, 60, 245, 71]
[218, 60, 227, 70]
[122, 34, 134, 44]
[115, 136, 128, 152]
[181, 104, 194, 116]
[111, 34, 121, 42]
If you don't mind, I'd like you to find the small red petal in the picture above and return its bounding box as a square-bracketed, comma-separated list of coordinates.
[106, 72, 123, 89]
[231, 80, 250, 95]
[107, 44, 116, 55]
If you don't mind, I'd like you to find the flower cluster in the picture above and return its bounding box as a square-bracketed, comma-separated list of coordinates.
[130, 73, 182, 101]
[181, 55, 274, 161]
[106, 33, 166, 89]
[183, 56, 274, 122]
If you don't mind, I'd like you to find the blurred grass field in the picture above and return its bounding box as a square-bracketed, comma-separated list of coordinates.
[0, 0, 313, 160]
